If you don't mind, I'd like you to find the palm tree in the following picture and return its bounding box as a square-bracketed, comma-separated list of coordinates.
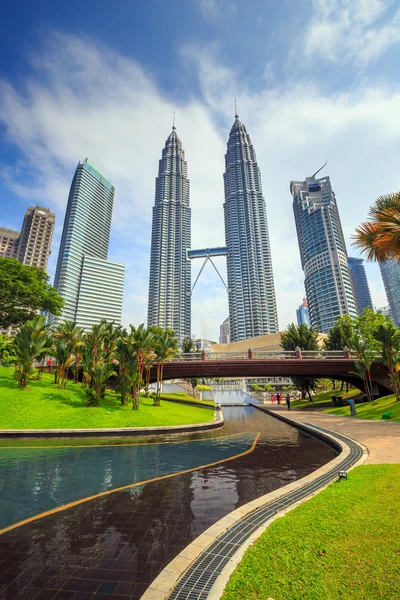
[350, 335, 375, 402]
[128, 324, 155, 409]
[373, 323, 400, 401]
[114, 337, 133, 406]
[14, 316, 50, 388]
[352, 192, 400, 262]
[154, 331, 177, 406]
[51, 321, 84, 387]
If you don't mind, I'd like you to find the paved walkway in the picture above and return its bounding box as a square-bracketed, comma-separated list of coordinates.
[265, 404, 400, 464]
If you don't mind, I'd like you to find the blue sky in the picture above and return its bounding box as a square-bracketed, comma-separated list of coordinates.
[1, 0, 400, 339]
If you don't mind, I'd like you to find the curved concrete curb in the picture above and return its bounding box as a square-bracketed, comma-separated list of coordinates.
[0, 408, 224, 438]
[140, 409, 368, 600]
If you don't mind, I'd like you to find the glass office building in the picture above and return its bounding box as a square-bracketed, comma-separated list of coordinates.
[223, 112, 278, 341]
[52, 158, 124, 329]
[379, 260, 400, 327]
[347, 256, 373, 314]
[291, 174, 357, 332]
[147, 125, 191, 344]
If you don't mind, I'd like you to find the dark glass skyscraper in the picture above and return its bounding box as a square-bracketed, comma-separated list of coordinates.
[379, 260, 400, 327]
[347, 257, 373, 314]
[291, 173, 357, 333]
[147, 125, 191, 344]
[223, 112, 278, 341]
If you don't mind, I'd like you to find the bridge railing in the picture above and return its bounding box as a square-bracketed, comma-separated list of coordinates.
[169, 349, 366, 361]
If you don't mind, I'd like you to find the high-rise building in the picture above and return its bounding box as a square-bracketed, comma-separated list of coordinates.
[347, 257, 373, 315]
[52, 158, 125, 330]
[219, 317, 230, 344]
[224, 111, 278, 341]
[296, 298, 311, 327]
[379, 260, 400, 327]
[291, 173, 357, 333]
[0, 228, 19, 258]
[16, 206, 55, 270]
[147, 124, 191, 344]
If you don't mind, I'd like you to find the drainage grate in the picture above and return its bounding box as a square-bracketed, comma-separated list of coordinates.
[168, 423, 363, 600]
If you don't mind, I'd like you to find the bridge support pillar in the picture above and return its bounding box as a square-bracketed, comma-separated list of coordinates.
[295, 346, 302, 359]
[201, 349, 207, 361]
[248, 347, 254, 360]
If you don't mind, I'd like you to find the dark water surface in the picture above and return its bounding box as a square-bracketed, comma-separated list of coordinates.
[0, 407, 336, 600]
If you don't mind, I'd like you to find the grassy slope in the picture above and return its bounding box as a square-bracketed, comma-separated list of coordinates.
[292, 388, 360, 409]
[324, 393, 400, 421]
[222, 465, 400, 600]
[160, 392, 215, 408]
[0, 367, 213, 429]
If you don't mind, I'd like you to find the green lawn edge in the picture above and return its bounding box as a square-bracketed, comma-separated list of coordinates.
[323, 393, 400, 421]
[222, 464, 400, 600]
[0, 367, 213, 430]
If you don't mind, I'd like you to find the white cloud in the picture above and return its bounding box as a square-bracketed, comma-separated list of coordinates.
[198, 0, 238, 22]
[303, 0, 400, 65]
[0, 32, 398, 338]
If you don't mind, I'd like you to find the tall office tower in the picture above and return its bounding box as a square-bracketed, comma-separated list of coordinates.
[52, 158, 125, 330]
[147, 124, 191, 344]
[223, 112, 278, 341]
[219, 317, 230, 344]
[16, 206, 55, 270]
[0, 228, 19, 258]
[296, 298, 311, 327]
[347, 257, 373, 314]
[291, 173, 357, 333]
[379, 260, 400, 327]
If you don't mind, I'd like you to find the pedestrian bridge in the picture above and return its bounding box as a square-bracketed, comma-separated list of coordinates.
[149, 349, 393, 397]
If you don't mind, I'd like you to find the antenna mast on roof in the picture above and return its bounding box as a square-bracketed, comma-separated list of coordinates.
[312, 160, 327, 178]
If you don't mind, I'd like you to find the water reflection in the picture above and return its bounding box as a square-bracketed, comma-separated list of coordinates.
[0, 407, 336, 600]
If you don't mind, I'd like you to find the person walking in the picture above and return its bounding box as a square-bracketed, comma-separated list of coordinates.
[285, 393, 291, 411]
[277, 393, 281, 405]
[271, 394, 276, 404]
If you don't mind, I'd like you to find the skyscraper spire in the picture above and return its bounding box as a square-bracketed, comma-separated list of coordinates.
[147, 127, 191, 344]
[223, 116, 278, 341]
[234, 99, 238, 118]
[172, 111, 176, 130]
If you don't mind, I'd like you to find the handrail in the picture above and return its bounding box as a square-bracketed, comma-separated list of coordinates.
[167, 349, 383, 362]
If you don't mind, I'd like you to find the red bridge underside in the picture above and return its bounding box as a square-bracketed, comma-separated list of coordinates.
[148, 359, 393, 397]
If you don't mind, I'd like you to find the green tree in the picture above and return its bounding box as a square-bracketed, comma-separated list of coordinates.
[350, 334, 375, 402]
[14, 316, 50, 388]
[354, 308, 394, 351]
[182, 337, 194, 353]
[281, 324, 320, 401]
[0, 258, 63, 328]
[185, 377, 199, 397]
[0, 334, 16, 365]
[373, 323, 400, 402]
[280, 323, 320, 351]
[324, 316, 354, 351]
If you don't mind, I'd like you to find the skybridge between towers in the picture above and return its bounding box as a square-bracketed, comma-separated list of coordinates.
[187, 246, 229, 296]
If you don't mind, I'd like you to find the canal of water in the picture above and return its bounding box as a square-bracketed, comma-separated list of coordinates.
[0, 406, 337, 600]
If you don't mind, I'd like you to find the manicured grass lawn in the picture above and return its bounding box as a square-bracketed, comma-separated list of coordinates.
[324, 393, 400, 422]
[222, 465, 400, 600]
[0, 367, 213, 429]
[292, 388, 360, 409]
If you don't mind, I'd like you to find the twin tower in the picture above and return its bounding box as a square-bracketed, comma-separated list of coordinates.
[147, 112, 279, 344]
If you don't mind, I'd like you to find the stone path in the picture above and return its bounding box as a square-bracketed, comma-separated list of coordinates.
[266, 405, 400, 464]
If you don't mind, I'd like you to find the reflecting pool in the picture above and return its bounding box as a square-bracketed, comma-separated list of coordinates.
[0, 406, 336, 600]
